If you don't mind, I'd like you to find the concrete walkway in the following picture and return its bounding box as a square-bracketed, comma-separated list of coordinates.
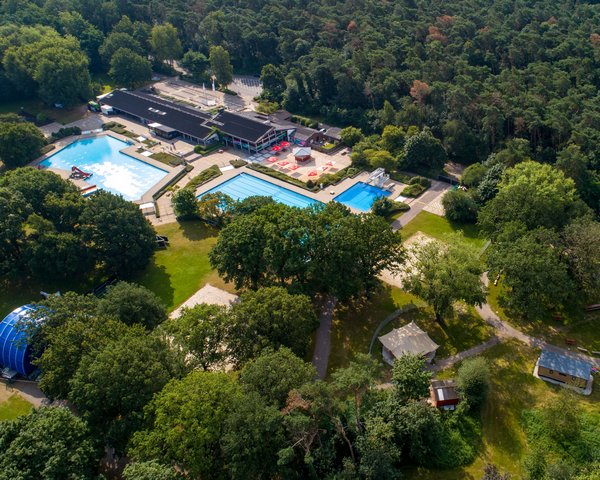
[392, 180, 452, 230]
[431, 336, 500, 372]
[312, 296, 337, 379]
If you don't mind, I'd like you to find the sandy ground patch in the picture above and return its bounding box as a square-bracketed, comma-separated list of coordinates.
[170, 284, 239, 318]
[379, 232, 437, 288]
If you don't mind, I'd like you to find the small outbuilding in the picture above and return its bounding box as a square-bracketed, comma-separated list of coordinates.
[0, 305, 42, 377]
[535, 349, 593, 394]
[378, 321, 439, 366]
[430, 379, 460, 410]
[293, 146, 312, 162]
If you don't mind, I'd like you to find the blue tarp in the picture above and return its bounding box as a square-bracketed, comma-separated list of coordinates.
[0, 305, 39, 376]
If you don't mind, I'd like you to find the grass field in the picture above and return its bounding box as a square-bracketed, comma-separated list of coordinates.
[134, 220, 234, 311]
[0, 393, 32, 421]
[400, 211, 487, 250]
[1, 220, 230, 317]
[328, 285, 494, 374]
[405, 340, 600, 480]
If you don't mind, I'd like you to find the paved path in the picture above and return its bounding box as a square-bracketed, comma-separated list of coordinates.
[431, 336, 500, 372]
[476, 301, 600, 368]
[391, 180, 452, 230]
[312, 296, 337, 379]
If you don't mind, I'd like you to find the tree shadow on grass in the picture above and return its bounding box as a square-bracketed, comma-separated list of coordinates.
[134, 262, 175, 310]
[179, 219, 219, 241]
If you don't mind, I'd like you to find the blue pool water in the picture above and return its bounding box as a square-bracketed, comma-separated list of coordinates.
[200, 173, 321, 209]
[40, 136, 168, 201]
[333, 182, 391, 212]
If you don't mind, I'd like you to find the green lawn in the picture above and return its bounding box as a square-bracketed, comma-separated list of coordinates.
[488, 283, 600, 351]
[400, 211, 487, 249]
[328, 285, 493, 375]
[0, 98, 86, 125]
[0, 393, 33, 421]
[134, 220, 234, 311]
[1, 220, 229, 317]
[328, 286, 423, 374]
[405, 340, 599, 480]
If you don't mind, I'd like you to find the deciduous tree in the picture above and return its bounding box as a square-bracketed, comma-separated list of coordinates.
[109, 47, 152, 88]
[209, 45, 233, 87]
[239, 347, 316, 408]
[97, 281, 167, 329]
[0, 121, 45, 168]
[130, 371, 241, 478]
[0, 407, 99, 479]
[402, 238, 486, 325]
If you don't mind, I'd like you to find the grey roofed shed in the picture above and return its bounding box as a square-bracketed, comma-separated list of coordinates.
[378, 321, 439, 366]
[538, 350, 592, 380]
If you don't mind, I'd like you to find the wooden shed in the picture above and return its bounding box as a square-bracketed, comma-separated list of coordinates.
[430, 379, 460, 410]
[536, 350, 592, 389]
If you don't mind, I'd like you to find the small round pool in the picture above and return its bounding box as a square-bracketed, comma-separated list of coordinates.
[333, 182, 391, 212]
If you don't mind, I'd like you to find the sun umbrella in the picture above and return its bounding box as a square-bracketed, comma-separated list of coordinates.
[267, 156, 278, 163]
[326, 160, 335, 166]
[271, 145, 281, 152]
[280, 141, 290, 148]
[278, 161, 289, 167]
[308, 170, 318, 177]
[289, 164, 300, 171]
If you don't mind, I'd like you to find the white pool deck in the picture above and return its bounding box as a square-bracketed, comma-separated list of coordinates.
[31, 131, 184, 204]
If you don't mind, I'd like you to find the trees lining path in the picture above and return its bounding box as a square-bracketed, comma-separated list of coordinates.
[312, 296, 337, 379]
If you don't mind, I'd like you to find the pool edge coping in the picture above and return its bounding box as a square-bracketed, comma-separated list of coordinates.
[30, 131, 184, 204]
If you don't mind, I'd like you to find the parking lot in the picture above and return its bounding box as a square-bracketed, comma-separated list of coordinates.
[153, 75, 262, 113]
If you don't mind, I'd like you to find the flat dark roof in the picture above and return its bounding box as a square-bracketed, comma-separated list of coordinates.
[210, 110, 273, 143]
[101, 90, 213, 140]
[101, 90, 276, 143]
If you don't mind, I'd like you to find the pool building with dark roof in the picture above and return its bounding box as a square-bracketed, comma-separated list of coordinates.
[535, 349, 593, 390]
[99, 90, 291, 153]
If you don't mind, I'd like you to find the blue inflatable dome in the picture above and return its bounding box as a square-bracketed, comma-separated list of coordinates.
[0, 305, 39, 376]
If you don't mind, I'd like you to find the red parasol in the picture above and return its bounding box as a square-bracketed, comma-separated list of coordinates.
[271, 145, 281, 152]
[308, 170, 318, 177]
[267, 156, 278, 163]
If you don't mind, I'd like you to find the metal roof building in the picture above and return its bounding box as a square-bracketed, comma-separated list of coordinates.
[379, 321, 439, 366]
[0, 305, 40, 377]
[538, 350, 592, 381]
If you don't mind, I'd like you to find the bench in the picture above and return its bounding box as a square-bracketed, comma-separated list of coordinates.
[565, 338, 577, 346]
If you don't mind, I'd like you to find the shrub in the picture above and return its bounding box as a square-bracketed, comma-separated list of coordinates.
[442, 189, 479, 223]
[230, 159, 247, 168]
[461, 163, 486, 188]
[306, 179, 315, 189]
[409, 175, 431, 188]
[49, 126, 82, 142]
[456, 357, 490, 409]
[187, 165, 222, 189]
[371, 197, 410, 217]
[401, 183, 427, 197]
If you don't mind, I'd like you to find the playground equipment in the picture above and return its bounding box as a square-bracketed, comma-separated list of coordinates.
[367, 168, 390, 188]
[70, 166, 93, 179]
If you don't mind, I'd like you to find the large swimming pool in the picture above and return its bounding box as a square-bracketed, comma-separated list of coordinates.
[200, 173, 321, 209]
[40, 136, 168, 201]
[333, 182, 391, 212]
